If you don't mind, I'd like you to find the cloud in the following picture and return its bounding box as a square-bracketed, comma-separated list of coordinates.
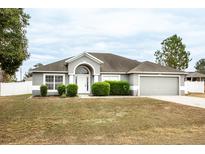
[16, 9, 205, 80]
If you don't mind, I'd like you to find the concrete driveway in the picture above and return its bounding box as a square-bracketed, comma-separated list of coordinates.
[148, 96, 205, 109]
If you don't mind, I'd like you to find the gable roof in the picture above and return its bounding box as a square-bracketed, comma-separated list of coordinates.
[88, 52, 140, 72]
[65, 52, 104, 64]
[128, 61, 185, 74]
[186, 72, 205, 78]
[32, 58, 70, 72]
[32, 52, 185, 74]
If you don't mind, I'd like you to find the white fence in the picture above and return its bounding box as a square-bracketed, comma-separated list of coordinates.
[185, 81, 205, 94]
[0, 81, 32, 96]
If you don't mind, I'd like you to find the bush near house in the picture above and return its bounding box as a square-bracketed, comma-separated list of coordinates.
[40, 85, 48, 97]
[57, 84, 66, 96]
[92, 82, 110, 96]
[105, 80, 130, 95]
[66, 84, 78, 97]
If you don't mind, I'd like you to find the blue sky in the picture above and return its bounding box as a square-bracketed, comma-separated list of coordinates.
[17, 9, 205, 79]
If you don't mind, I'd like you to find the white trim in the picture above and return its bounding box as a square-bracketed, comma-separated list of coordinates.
[69, 75, 74, 84]
[101, 74, 121, 81]
[65, 52, 104, 64]
[73, 61, 98, 75]
[74, 65, 91, 93]
[128, 71, 187, 75]
[75, 65, 91, 75]
[32, 71, 68, 73]
[94, 75, 99, 83]
[43, 74, 65, 92]
[130, 85, 138, 90]
[138, 74, 181, 96]
[101, 72, 127, 74]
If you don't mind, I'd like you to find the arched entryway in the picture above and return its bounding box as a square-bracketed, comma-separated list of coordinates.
[75, 65, 91, 93]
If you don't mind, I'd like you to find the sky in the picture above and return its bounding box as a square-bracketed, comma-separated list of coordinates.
[17, 8, 205, 80]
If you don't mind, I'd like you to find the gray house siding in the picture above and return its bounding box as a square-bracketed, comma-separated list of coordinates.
[32, 72, 68, 96]
[120, 74, 129, 81]
[129, 74, 138, 96]
[180, 74, 185, 95]
[32, 73, 43, 86]
[68, 56, 101, 75]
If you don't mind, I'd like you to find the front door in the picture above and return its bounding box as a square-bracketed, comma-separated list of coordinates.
[76, 75, 89, 93]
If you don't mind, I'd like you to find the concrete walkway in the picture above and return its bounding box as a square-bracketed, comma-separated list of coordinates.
[148, 96, 205, 109]
[79, 95, 139, 99]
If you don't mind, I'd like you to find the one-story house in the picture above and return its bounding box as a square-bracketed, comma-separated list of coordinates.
[32, 52, 186, 96]
[185, 72, 205, 81]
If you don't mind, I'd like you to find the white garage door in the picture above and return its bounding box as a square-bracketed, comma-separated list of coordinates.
[140, 76, 179, 96]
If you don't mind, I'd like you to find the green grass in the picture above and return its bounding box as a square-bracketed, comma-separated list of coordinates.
[0, 95, 205, 144]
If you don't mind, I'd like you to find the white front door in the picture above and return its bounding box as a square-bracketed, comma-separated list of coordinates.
[76, 75, 89, 93]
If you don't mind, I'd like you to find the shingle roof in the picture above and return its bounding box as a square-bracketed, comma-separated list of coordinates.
[128, 61, 184, 74]
[32, 58, 70, 72]
[186, 72, 205, 78]
[32, 52, 184, 74]
[88, 52, 140, 72]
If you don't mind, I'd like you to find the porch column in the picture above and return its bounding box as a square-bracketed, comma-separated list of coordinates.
[94, 75, 99, 83]
[69, 74, 74, 83]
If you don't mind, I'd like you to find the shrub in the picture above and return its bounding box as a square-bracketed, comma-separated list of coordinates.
[105, 80, 130, 95]
[57, 84, 66, 96]
[91, 82, 110, 96]
[66, 84, 78, 97]
[40, 84, 48, 97]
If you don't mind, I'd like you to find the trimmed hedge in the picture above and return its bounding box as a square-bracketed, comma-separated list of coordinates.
[66, 84, 78, 97]
[40, 84, 48, 97]
[91, 82, 110, 96]
[57, 84, 66, 96]
[105, 80, 130, 95]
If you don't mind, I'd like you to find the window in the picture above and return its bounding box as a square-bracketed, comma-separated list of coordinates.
[45, 74, 64, 90]
[55, 75, 63, 90]
[75, 66, 89, 74]
[101, 75, 120, 81]
[45, 75, 54, 90]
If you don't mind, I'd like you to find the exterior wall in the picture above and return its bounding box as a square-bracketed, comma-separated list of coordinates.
[32, 72, 68, 96]
[120, 74, 129, 81]
[68, 56, 100, 75]
[32, 73, 43, 86]
[129, 74, 138, 96]
[180, 74, 185, 95]
[32, 71, 185, 96]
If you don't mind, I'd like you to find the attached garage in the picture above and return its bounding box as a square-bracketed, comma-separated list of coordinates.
[139, 76, 179, 96]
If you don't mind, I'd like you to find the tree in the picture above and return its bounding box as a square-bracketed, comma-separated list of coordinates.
[154, 34, 192, 70]
[23, 63, 43, 80]
[0, 9, 30, 76]
[33, 63, 43, 68]
[195, 59, 205, 74]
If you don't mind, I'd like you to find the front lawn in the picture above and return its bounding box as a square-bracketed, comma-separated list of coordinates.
[0, 95, 205, 144]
